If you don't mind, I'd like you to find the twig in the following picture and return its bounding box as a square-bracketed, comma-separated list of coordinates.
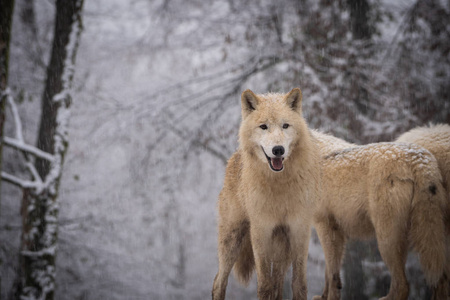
[163, 119, 228, 164]
[5, 89, 24, 142]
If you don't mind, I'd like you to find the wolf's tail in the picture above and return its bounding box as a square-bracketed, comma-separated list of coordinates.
[410, 162, 447, 286]
[233, 232, 255, 286]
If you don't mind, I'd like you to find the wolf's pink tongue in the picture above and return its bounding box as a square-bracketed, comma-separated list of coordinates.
[272, 158, 283, 170]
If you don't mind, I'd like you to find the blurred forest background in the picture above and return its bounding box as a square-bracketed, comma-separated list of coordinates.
[0, 0, 449, 299]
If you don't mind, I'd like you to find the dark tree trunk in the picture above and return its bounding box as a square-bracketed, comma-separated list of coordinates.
[15, 0, 84, 299]
[0, 0, 16, 295]
[347, 0, 372, 40]
[35, 0, 81, 178]
[0, 0, 14, 90]
[0, 0, 15, 195]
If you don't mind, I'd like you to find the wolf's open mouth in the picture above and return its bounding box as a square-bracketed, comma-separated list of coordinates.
[261, 147, 284, 172]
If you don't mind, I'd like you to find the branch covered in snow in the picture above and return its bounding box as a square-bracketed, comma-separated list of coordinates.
[1, 171, 39, 189]
[3, 137, 55, 162]
[4, 88, 24, 142]
[1, 90, 47, 192]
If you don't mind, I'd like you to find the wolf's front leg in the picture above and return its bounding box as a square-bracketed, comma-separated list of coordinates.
[291, 225, 310, 300]
[251, 226, 286, 300]
[212, 219, 250, 300]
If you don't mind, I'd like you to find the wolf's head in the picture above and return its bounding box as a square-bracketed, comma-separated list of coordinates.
[238, 88, 308, 173]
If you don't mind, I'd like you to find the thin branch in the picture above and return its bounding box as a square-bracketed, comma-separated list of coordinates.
[3, 136, 55, 162]
[166, 55, 282, 124]
[5, 89, 24, 142]
[25, 161, 42, 184]
[1, 171, 37, 189]
[163, 119, 228, 164]
[1, 89, 47, 191]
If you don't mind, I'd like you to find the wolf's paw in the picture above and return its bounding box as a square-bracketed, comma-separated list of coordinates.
[312, 296, 325, 300]
[378, 296, 397, 300]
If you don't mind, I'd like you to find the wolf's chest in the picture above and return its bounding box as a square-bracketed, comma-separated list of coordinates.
[245, 185, 310, 223]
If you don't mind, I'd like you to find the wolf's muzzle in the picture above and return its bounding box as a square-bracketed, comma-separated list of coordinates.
[272, 146, 285, 157]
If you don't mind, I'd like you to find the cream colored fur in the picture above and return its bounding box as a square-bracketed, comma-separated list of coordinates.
[397, 123, 450, 299]
[312, 130, 447, 300]
[212, 89, 320, 300]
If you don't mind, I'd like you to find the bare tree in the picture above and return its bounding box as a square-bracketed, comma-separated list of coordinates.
[1, 0, 84, 299]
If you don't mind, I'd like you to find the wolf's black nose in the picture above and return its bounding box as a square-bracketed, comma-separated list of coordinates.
[272, 146, 285, 157]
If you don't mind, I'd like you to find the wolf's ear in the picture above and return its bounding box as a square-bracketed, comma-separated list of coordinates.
[241, 89, 259, 118]
[285, 88, 302, 113]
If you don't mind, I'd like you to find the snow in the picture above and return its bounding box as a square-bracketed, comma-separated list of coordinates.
[1, 0, 448, 299]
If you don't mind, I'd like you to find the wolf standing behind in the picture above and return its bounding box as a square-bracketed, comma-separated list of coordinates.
[397, 123, 450, 298]
[311, 131, 447, 300]
[212, 88, 320, 300]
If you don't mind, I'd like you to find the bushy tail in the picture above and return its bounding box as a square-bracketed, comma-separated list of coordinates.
[410, 172, 447, 286]
[233, 232, 255, 286]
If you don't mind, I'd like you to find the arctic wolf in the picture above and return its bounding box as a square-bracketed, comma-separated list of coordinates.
[311, 130, 447, 300]
[397, 123, 450, 298]
[212, 88, 320, 300]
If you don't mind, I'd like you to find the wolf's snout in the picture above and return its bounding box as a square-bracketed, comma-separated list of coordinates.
[272, 146, 285, 157]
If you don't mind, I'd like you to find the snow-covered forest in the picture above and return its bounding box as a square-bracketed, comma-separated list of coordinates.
[0, 0, 448, 299]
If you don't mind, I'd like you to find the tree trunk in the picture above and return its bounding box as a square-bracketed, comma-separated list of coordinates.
[347, 0, 372, 40]
[0, 0, 16, 296]
[35, 0, 83, 178]
[15, 0, 84, 299]
[0, 0, 15, 202]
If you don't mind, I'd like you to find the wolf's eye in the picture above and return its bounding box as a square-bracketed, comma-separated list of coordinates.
[260, 124, 268, 130]
[282, 123, 290, 129]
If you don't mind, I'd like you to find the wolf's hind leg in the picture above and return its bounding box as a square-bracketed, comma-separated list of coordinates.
[313, 217, 346, 300]
[372, 213, 409, 300]
[376, 235, 409, 300]
[212, 220, 250, 300]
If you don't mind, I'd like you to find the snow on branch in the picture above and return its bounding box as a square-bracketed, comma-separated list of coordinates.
[3, 137, 55, 162]
[1, 89, 47, 192]
[3, 88, 24, 141]
[1, 171, 40, 189]
[53, 3, 81, 105]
